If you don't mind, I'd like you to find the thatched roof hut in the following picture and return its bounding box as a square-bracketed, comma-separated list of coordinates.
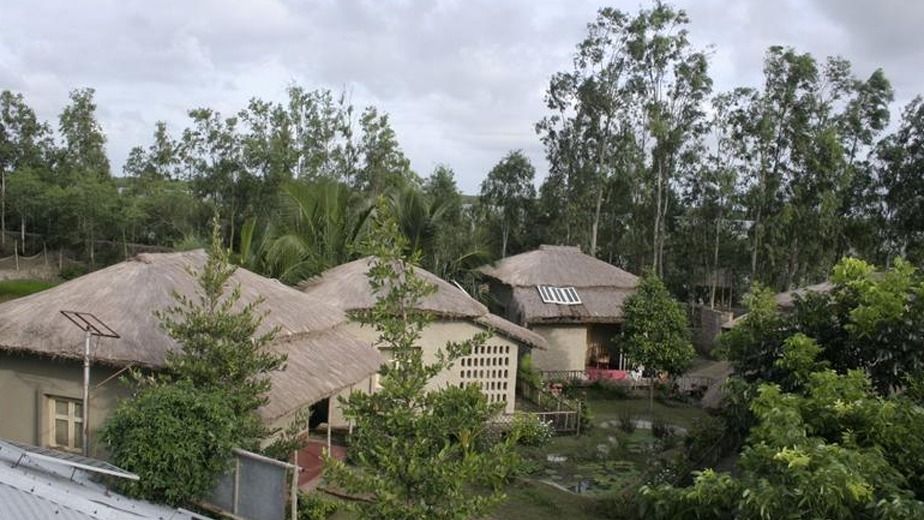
[299, 257, 546, 350]
[477, 245, 639, 325]
[0, 250, 384, 423]
[774, 281, 834, 311]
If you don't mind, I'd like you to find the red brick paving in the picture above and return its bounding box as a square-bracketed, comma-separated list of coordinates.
[296, 439, 346, 490]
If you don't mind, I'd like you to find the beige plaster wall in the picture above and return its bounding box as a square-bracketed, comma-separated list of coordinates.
[329, 319, 521, 428]
[0, 352, 132, 457]
[528, 324, 589, 372]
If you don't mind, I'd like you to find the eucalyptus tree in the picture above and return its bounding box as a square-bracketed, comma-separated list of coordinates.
[422, 165, 487, 282]
[58, 88, 110, 179]
[56, 88, 119, 263]
[239, 97, 296, 208]
[677, 90, 748, 306]
[877, 97, 924, 264]
[286, 86, 356, 181]
[537, 2, 711, 271]
[121, 122, 200, 246]
[354, 106, 416, 196]
[124, 121, 179, 183]
[733, 48, 892, 287]
[478, 150, 536, 258]
[178, 108, 251, 247]
[0, 90, 51, 249]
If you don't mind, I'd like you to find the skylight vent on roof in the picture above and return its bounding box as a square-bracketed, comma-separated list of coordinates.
[537, 285, 582, 305]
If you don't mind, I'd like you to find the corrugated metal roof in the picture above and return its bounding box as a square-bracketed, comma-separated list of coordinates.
[0, 482, 94, 520]
[0, 439, 205, 520]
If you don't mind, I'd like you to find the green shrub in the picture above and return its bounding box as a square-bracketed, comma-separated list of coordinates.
[618, 409, 636, 433]
[511, 413, 554, 447]
[59, 264, 88, 280]
[517, 354, 543, 388]
[591, 379, 632, 399]
[577, 396, 593, 433]
[101, 382, 244, 505]
[296, 492, 339, 520]
[651, 417, 674, 439]
[684, 415, 728, 467]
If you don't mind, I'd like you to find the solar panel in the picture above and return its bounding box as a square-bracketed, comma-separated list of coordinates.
[1, 439, 140, 481]
[536, 285, 582, 305]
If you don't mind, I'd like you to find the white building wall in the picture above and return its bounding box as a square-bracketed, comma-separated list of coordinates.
[528, 324, 589, 373]
[329, 319, 520, 428]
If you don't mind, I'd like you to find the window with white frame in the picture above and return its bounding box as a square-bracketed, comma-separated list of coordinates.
[536, 285, 582, 305]
[48, 396, 83, 452]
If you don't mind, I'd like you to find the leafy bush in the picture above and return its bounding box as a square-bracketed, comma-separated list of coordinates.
[684, 415, 728, 467]
[101, 382, 243, 505]
[577, 396, 593, 433]
[586, 379, 631, 399]
[517, 354, 543, 388]
[618, 410, 636, 433]
[651, 417, 674, 439]
[296, 492, 339, 520]
[59, 264, 88, 280]
[511, 413, 554, 447]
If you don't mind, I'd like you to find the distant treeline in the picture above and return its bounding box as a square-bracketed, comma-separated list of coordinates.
[2, 3, 923, 304]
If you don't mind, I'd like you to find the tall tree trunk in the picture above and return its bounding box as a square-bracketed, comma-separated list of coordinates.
[501, 223, 509, 258]
[652, 159, 663, 272]
[590, 187, 604, 256]
[709, 215, 721, 309]
[657, 190, 670, 277]
[89, 224, 95, 268]
[785, 237, 799, 290]
[751, 166, 766, 281]
[20, 218, 25, 254]
[1, 170, 5, 248]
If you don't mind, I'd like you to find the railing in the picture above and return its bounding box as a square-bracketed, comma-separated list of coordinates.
[539, 369, 587, 383]
[517, 380, 582, 434]
[675, 375, 717, 393]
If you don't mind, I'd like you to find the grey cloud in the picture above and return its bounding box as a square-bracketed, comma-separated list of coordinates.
[1, 0, 921, 193]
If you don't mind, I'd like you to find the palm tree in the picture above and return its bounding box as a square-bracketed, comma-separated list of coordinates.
[264, 179, 371, 284]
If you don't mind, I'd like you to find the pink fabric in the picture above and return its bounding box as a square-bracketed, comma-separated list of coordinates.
[585, 367, 629, 382]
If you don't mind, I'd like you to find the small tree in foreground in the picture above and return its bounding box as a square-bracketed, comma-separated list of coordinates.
[157, 217, 284, 442]
[639, 368, 924, 519]
[325, 200, 520, 520]
[103, 217, 285, 503]
[621, 272, 695, 413]
[101, 382, 240, 505]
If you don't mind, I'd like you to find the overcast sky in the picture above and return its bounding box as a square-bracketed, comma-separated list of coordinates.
[2, 0, 922, 194]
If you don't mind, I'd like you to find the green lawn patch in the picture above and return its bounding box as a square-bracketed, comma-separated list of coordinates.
[491, 480, 603, 520]
[499, 386, 709, 518]
[579, 387, 708, 429]
[0, 278, 57, 302]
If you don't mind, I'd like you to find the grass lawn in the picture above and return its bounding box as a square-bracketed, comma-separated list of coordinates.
[0, 278, 57, 303]
[490, 480, 605, 520]
[309, 391, 709, 520]
[495, 388, 710, 518]
[583, 391, 708, 430]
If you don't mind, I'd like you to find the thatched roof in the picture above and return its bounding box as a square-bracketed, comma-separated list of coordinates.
[478, 245, 638, 288]
[721, 280, 836, 330]
[774, 281, 834, 310]
[300, 257, 547, 350]
[261, 327, 382, 422]
[478, 245, 639, 325]
[0, 250, 383, 418]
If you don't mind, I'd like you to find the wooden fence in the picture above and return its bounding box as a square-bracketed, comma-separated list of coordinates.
[517, 380, 582, 434]
[539, 369, 588, 384]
